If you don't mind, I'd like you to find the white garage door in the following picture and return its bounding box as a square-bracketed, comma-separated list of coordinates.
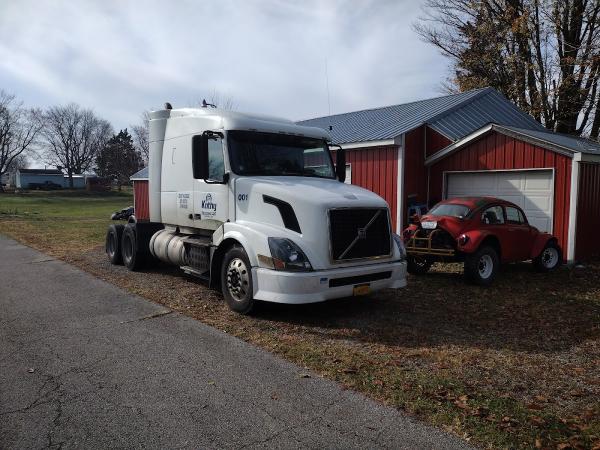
[445, 170, 554, 232]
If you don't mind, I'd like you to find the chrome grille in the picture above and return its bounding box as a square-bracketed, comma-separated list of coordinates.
[329, 208, 391, 261]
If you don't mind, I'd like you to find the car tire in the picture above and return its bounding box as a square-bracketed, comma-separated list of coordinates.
[106, 224, 124, 265]
[534, 241, 562, 272]
[122, 224, 145, 271]
[221, 246, 255, 314]
[464, 245, 499, 286]
[407, 255, 433, 275]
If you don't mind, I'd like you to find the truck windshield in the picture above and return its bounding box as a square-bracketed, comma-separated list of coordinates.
[227, 130, 335, 178]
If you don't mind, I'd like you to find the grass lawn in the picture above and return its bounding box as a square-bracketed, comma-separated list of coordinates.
[1, 191, 599, 449]
[0, 190, 132, 256]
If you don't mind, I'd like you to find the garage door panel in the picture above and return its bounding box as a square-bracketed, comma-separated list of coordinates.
[529, 216, 551, 232]
[446, 170, 554, 232]
[497, 174, 524, 192]
[524, 172, 553, 190]
[524, 195, 552, 214]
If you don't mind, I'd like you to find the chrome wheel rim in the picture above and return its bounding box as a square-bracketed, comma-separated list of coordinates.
[542, 247, 559, 268]
[478, 254, 493, 279]
[226, 258, 249, 301]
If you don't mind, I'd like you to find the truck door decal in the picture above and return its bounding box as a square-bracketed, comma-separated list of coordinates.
[201, 192, 217, 218]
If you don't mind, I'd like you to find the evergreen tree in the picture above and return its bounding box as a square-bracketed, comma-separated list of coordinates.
[96, 129, 142, 190]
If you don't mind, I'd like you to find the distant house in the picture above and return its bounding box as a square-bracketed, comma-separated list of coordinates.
[64, 174, 87, 189]
[16, 168, 65, 189]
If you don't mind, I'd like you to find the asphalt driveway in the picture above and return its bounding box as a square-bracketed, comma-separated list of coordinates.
[0, 236, 471, 449]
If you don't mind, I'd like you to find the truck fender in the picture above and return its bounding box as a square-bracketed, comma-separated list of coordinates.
[530, 234, 556, 259]
[457, 230, 494, 254]
[216, 230, 260, 268]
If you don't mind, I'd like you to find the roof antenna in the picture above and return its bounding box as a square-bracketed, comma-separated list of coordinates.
[202, 99, 217, 108]
[325, 58, 331, 117]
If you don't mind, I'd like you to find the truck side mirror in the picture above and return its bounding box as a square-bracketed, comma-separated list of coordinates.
[192, 135, 209, 180]
[335, 148, 346, 183]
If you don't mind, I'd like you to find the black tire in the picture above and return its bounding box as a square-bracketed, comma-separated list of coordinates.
[407, 255, 433, 275]
[464, 245, 499, 286]
[220, 246, 255, 314]
[534, 241, 562, 272]
[122, 224, 145, 271]
[105, 224, 124, 265]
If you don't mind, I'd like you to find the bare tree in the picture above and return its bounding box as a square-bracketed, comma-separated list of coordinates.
[41, 104, 113, 188]
[0, 90, 42, 191]
[131, 110, 150, 164]
[415, 0, 600, 137]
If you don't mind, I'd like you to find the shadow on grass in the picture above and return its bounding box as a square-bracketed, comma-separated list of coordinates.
[246, 262, 600, 353]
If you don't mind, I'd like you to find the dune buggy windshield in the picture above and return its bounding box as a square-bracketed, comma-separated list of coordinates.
[428, 204, 470, 218]
[227, 130, 335, 179]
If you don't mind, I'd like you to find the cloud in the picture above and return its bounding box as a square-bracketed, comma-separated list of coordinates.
[0, 0, 448, 129]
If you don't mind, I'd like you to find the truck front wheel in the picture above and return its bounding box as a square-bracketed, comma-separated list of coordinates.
[221, 246, 255, 314]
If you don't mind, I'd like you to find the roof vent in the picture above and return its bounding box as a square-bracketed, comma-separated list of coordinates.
[164, 102, 173, 110]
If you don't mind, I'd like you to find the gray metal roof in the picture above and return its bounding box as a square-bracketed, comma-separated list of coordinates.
[297, 87, 545, 144]
[500, 125, 600, 155]
[130, 166, 148, 180]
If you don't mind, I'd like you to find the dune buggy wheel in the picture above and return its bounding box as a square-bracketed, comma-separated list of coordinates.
[464, 245, 499, 286]
[106, 224, 124, 265]
[534, 241, 562, 272]
[407, 255, 433, 275]
[221, 246, 255, 314]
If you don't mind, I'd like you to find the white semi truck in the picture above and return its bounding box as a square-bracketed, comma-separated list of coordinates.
[105, 103, 407, 313]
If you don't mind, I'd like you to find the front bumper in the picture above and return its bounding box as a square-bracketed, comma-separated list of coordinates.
[252, 260, 407, 304]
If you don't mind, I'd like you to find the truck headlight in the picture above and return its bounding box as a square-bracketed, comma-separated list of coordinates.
[267, 237, 313, 272]
[392, 233, 407, 261]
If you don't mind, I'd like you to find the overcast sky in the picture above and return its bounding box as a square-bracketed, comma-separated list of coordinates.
[0, 0, 449, 130]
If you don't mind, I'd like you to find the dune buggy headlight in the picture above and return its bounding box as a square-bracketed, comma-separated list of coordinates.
[392, 233, 407, 261]
[267, 238, 313, 272]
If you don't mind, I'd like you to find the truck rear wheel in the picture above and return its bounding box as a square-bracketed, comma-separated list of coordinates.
[106, 224, 124, 265]
[464, 245, 499, 286]
[122, 224, 145, 271]
[221, 246, 255, 314]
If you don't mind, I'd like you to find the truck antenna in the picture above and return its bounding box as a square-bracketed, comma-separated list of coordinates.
[325, 58, 331, 117]
[202, 99, 217, 108]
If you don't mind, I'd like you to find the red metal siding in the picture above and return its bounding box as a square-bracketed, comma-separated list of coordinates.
[576, 163, 600, 260]
[343, 146, 399, 231]
[426, 126, 453, 157]
[429, 131, 572, 256]
[133, 180, 150, 221]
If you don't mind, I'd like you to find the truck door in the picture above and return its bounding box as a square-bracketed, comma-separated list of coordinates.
[192, 133, 230, 229]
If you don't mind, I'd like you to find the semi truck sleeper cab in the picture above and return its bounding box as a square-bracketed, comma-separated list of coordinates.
[105, 104, 407, 313]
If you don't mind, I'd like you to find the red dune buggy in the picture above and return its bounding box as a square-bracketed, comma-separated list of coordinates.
[403, 197, 562, 285]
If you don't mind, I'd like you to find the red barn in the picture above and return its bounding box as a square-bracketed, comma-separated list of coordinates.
[299, 87, 600, 262]
[130, 167, 149, 221]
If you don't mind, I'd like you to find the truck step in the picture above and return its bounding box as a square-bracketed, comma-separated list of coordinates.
[181, 265, 210, 281]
